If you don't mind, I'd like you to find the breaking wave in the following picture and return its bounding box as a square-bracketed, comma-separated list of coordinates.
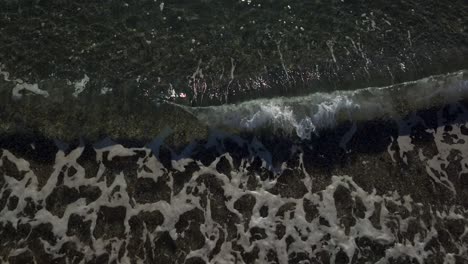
[185, 70, 468, 139]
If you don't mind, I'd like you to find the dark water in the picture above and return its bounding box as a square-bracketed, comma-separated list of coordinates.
[1, 1, 468, 263]
[0, 70, 468, 263]
[1, 0, 467, 105]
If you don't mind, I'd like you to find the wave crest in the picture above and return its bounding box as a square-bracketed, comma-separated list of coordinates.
[185, 70, 468, 139]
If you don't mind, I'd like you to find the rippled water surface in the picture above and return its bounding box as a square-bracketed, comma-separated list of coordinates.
[1, 0, 468, 263]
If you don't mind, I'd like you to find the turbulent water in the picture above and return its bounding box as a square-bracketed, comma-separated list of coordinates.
[189, 70, 468, 139]
[0, 71, 468, 263]
[0, 0, 467, 263]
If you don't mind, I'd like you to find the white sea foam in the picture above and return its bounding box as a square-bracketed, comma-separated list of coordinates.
[1, 63, 49, 99]
[12, 82, 49, 99]
[1, 103, 468, 263]
[72, 74, 90, 97]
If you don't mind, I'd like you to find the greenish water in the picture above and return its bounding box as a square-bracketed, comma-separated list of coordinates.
[1, 1, 468, 263]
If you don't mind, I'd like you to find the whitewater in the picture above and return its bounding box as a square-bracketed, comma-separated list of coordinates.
[188, 70, 468, 139]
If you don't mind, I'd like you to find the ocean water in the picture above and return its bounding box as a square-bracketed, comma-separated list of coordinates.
[0, 0, 468, 263]
[1, 70, 468, 263]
